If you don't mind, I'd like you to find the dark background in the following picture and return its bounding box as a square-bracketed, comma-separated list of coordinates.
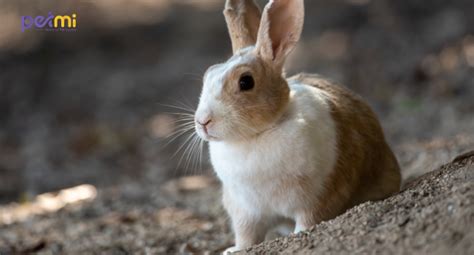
[0, 0, 473, 203]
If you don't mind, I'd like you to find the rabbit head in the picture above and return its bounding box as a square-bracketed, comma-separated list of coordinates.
[195, 0, 305, 142]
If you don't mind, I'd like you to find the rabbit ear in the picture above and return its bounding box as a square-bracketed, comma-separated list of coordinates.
[255, 0, 304, 69]
[224, 0, 262, 54]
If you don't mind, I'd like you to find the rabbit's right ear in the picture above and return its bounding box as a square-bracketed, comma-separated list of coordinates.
[255, 0, 304, 70]
[224, 0, 262, 54]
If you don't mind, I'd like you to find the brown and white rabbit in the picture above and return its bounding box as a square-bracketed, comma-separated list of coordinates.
[193, 0, 401, 253]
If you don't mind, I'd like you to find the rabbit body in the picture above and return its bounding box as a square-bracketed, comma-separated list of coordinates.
[193, 0, 401, 252]
[209, 75, 401, 251]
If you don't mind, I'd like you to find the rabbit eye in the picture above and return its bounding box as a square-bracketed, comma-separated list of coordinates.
[239, 74, 254, 91]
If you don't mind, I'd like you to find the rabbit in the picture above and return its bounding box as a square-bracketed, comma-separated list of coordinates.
[193, 0, 401, 253]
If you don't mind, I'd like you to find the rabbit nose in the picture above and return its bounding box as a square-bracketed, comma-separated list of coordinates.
[197, 117, 212, 127]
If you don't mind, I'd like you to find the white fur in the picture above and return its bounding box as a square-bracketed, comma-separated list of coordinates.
[209, 82, 337, 237]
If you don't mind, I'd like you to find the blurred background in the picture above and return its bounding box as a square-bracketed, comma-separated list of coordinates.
[0, 0, 473, 204]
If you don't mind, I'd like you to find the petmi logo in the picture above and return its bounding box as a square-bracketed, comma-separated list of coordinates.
[21, 12, 77, 32]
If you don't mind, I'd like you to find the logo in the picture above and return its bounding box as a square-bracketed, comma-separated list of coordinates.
[21, 12, 77, 32]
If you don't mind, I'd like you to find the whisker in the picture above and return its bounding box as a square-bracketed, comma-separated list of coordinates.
[165, 126, 195, 148]
[164, 112, 195, 117]
[158, 103, 196, 113]
[188, 135, 201, 175]
[165, 122, 195, 137]
[199, 138, 205, 172]
[171, 122, 195, 131]
[172, 132, 196, 159]
[177, 100, 197, 112]
[182, 135, 196, 172]
[179, 134, 199, 174]
[169, 119, 195, 128]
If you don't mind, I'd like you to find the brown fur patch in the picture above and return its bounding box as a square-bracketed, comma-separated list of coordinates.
[289, 73, 401, 224]
[218, 52, 290, 138]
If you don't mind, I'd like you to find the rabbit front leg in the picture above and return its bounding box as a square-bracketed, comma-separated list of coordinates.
[294, 210, 317, 233]
[224, 215, 266, 254]
[223, 191, 267, 253]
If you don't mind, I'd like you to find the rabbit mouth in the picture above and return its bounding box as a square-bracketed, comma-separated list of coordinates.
[195, 125, 219, 141]
[199, 133, 219, 142]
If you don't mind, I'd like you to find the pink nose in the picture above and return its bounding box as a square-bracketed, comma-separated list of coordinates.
[197, 117, 212, 134]
[197, 117, 212, 127]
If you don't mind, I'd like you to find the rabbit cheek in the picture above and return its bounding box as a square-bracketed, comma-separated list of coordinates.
[217, 95, 260, 138]
[237, 90, 290, 135]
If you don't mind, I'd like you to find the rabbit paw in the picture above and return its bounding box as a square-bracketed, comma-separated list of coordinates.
[223, 246, 240, 254]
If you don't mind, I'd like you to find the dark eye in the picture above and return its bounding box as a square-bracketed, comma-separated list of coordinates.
[239, 74, 254, 91]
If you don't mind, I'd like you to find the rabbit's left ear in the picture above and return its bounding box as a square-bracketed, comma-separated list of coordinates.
[224, 0, 262, 54]
[255, 0, 304, 70]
